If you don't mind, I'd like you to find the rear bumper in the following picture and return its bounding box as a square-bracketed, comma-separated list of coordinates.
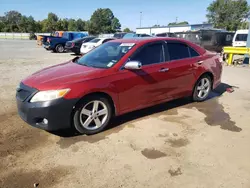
[80, 48, 91, 54]
[16, 85, 78, 131]
[43, 44, 52, 50]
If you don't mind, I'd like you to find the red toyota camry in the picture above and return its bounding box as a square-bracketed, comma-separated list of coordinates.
[16, 37, 222, 134]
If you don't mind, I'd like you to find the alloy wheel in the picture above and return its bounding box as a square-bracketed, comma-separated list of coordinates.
[196, 77, 210, 99]
[79, 100, 108, 130]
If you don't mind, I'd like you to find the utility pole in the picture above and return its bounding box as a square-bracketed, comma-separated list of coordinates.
[140, 12, 142, 28]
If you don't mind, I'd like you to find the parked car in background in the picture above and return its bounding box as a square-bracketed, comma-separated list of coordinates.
[80, 37, 114, 54]
[113, 32, 128, 39]
[37, 31, 64, 46]
[44, 32, 89, 53]
[175, 29, 235, 52]
[232, 30, 248, 47]
[65, 36, 96, 55]
[123, 33, 152, 38]
[16, 37, 222, 135]
[156, 32, 176, 37]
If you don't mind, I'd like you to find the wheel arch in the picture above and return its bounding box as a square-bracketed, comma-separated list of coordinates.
[196, 71, 214, 86]
[192, 71, 214, 94]
[74, 91, 117, 116]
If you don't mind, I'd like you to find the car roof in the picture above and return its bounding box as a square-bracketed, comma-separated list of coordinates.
[110, 37, 207, 55]
[235, 30, 248, 34]
[111, 37, 192, 45]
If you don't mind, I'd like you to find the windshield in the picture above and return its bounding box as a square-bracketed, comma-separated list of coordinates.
[123, 33, 136, 38]
[89, 38, 101, 43]
[235, 34, 248, 42]
[76, 42, 135, 68]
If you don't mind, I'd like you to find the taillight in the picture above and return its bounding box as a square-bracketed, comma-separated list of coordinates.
[71, 42, 75, 47]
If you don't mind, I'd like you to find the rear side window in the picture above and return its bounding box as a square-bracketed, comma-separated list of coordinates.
[131, 43, 164, 66]
[167, 43, 190, 60]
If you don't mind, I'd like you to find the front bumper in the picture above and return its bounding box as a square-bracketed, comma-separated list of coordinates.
[16, 84, 78, 131]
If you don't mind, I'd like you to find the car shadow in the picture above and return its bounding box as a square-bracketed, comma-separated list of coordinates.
[51, 83, 235, 138]
[70, 53, 81, 56]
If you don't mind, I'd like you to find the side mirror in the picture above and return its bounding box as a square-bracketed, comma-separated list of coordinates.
[124, 61, 142, 70]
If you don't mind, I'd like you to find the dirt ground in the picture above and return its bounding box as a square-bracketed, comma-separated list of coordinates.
[0, 39, 250, 188]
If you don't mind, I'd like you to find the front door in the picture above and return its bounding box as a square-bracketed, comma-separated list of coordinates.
[116, 42, 169, 113]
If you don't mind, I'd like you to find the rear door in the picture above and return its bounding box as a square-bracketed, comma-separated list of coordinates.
[160, 41, 201, 99]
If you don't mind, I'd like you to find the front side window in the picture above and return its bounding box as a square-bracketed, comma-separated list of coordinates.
[131, 43, 164, 66]
[167, 43, 190, 60]
[76, 42, 135, 68]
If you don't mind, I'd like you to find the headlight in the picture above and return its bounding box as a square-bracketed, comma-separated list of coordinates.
[88, 45, 95, 49]
[30, 89, 70, 103]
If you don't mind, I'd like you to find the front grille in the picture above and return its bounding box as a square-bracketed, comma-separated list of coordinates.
[16, 83, 37, 102]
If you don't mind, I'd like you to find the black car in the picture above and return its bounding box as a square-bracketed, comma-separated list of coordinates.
[65, 36, 96, 54]
[175, 29, 235, 52]
[155, 32, 176, 37]
[113, 32, 127, 39]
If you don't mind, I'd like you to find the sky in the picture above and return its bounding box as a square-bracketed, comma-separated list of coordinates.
[0, 0, 249, 30]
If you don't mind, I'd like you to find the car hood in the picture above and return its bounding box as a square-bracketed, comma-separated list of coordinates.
[22, 60, 105, 90]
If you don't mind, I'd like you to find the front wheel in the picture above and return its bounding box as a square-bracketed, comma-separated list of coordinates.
[73, 96, 112, 135]
[192, 75, 212, 102]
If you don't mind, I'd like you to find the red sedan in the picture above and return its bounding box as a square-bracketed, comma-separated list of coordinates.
[16, 37, 222, 134]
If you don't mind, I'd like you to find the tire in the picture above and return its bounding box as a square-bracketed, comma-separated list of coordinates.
[192, 74, 212, 102]
[73, 95, 113, 135]
[55, 44, 64, 53]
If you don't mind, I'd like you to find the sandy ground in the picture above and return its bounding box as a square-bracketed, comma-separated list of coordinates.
[0, 39, 250, 188]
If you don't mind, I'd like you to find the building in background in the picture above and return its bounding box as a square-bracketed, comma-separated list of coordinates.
[136, 23, 213, 35]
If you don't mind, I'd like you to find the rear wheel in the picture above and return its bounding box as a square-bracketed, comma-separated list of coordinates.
[55, 44, 64, 53]
[73, 96, 112, 135]
[192, 75, 212, 102]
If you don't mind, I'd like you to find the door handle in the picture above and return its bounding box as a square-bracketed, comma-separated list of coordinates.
[197, 60, 204, 65]
[159, 68, 169, 72]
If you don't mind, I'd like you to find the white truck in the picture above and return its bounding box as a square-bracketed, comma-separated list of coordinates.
[232, 30, 248, 47]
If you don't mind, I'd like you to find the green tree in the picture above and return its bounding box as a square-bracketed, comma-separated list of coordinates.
[168, 21, 189, 26]
[0, 17, 5, 31]
[123, 27, 131, 32]
[88, 8, 121, 35]
[111, 17, 121, 31]
[76, 19, 86, 31]
[57, 19, 68, 31]
[19, 16, 37, 32]
[207, 0, 249, 31]
[68, 19, 77, 31]
[239, 21, 248, 29]
[42, 12, 59, 32]
[1, 10, 22, 32]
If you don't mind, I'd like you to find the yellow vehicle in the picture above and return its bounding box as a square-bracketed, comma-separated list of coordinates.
[37, 31, 64, 45]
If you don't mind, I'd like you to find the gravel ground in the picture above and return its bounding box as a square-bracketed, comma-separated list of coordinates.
[0, 39, 250, 188]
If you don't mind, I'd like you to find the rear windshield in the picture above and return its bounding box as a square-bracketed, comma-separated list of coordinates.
[89, 39, 101, 43]
[235, 34, 248, 42]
